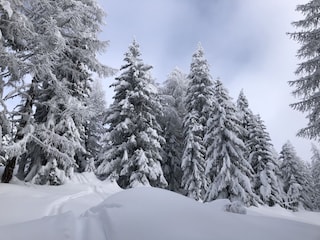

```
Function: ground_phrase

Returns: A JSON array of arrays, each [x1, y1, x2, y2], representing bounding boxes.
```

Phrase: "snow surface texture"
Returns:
[[0, 173, 319, 240]]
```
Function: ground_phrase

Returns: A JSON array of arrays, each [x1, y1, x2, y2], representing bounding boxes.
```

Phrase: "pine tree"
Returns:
[[97, 40, 167, 188], [159, 68, 188, 193], [247, 114, 284, 206], [289, 0, 320, 140], [204, 80, 259, 206], [311, 144, 320, 209], [280, 142, 313, 210], [181, 44, 214, 200]]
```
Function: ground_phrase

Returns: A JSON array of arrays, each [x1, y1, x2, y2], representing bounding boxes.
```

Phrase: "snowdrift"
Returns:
[[1, 186, 319, 240]]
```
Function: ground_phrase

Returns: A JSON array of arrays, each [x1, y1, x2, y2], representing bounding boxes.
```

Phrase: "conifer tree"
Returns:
[[280, 142, 313, 210], [236, 90, 253, 157], [1, 0, 112, 184], [97, 40, 167, 188], [247, 114, 284, 206], [0, 0, 38, 183], [181, 44, 214, 200], [205, 80, 259, 206], [289, 0, 320, 140], [85, 80, 108, 171], [159, 68, 188, 193], [311, 144, 320, 209]]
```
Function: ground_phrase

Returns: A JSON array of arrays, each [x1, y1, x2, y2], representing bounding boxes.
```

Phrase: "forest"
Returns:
[[0, 0, 320, 213]]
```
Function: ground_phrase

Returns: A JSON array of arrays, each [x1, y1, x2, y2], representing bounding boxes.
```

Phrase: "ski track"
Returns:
[[46, 188, 94, 216], [46, 174, 111, 216]]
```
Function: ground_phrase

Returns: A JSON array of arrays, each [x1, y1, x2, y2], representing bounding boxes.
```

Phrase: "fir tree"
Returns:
[[236, 90, 253, 158], [289, 0, 320, 140], [311, 144, 320, 209], [247, 114, 284, 206], [204, 80, 260, 206], [280, 142, 313, 210], [85, 80, 108, 171], [97, 40, 167, 188], [181, 44, 214, 200], [159, 68, 188, 193]]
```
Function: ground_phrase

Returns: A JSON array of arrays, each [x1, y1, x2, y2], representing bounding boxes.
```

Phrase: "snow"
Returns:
[[0, 0, 13, 18], [0, 173, 319, 240]]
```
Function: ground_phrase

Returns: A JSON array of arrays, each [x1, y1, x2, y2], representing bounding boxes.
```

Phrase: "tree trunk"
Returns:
[[1, 81, 36, 183], [1, 157, 16, 183]]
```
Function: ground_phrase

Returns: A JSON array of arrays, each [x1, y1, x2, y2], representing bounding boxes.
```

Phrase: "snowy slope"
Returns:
[[0, 172, 122, 225], [0, 174, 319, 240]]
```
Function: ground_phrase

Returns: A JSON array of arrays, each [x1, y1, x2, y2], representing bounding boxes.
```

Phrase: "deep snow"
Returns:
[[0, 173, 319, 240]]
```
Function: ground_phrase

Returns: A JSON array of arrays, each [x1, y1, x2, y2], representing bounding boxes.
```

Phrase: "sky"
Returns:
[[97, 0, 314, 161]]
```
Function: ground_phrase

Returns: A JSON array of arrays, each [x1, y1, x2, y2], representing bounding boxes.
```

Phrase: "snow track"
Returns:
[[45, 173, 121, 216], [46, 188, 94, 216]]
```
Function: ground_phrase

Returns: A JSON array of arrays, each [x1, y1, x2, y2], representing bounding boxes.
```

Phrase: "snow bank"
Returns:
[[0, 172, 121, 225], [83, 187, 320, 240], [0, 179, 319, 240]]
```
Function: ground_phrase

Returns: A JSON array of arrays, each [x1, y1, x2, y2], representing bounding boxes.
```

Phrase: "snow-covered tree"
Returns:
[[159, 68, 188, 193], [181, 44, 214, 200], [236, 90, 253, 153], [289, 0, 320, 140], [280, 142, 313, 210], [97, 40, 167, 188], [84, 80, 108, 171], [0, 0, 37, 183], [1, 0, 112, 184], [247, 114, 284, 206], [311, 144, 320, 209], [204, 80, 260, 206]]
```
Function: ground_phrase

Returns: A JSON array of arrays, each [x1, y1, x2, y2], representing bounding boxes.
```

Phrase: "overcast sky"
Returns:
[[97, 0, 313, 161]]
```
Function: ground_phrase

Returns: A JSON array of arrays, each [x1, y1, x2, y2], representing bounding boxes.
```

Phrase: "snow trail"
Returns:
[[46, 188, 94, 216]]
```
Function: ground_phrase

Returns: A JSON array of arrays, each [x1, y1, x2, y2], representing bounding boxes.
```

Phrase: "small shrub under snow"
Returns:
[[225, 201, 247, 215]]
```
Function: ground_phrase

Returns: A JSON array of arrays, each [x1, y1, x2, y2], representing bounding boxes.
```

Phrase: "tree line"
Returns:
[[0, 0, 319, 211]]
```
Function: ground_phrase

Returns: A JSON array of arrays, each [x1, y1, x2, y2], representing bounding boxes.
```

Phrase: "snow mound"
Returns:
[[0, 186, 319, 240], [225, 201, 247, 214], [83, 187, 320, 240]]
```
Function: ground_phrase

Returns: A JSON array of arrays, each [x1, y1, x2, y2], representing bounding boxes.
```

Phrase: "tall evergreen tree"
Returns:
[[181, 44, 214, 200], [289, 0, 320, 140], [85, 80, 108, 171], [97, 40, 167, 188], [0, 0, 38, 183], [311, 144, 320, 209], [159, 68, 188, 193], [247, 114, 284, 206], [1, 0, 112, 184], [280, 142, 313, 210], [204, 80, 259, 206], [236, 90, 253, 155]]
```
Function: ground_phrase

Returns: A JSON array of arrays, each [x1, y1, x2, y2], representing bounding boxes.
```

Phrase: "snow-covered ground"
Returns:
[[0, 173, 319, 240]]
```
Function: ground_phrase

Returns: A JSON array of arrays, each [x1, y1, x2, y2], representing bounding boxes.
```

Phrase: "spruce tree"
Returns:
[[85, 80, 108, 171], [236, 90, 253, 157], [181, 44, 214, 200], [280, 142, 313, 210], [311, 144, 320, 209], [97, 40, 167, 188], [205, 80, 259, 206], [247, 114, 284, 206], [159, 68, 188, 193], [289, 0, 320, 140]]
